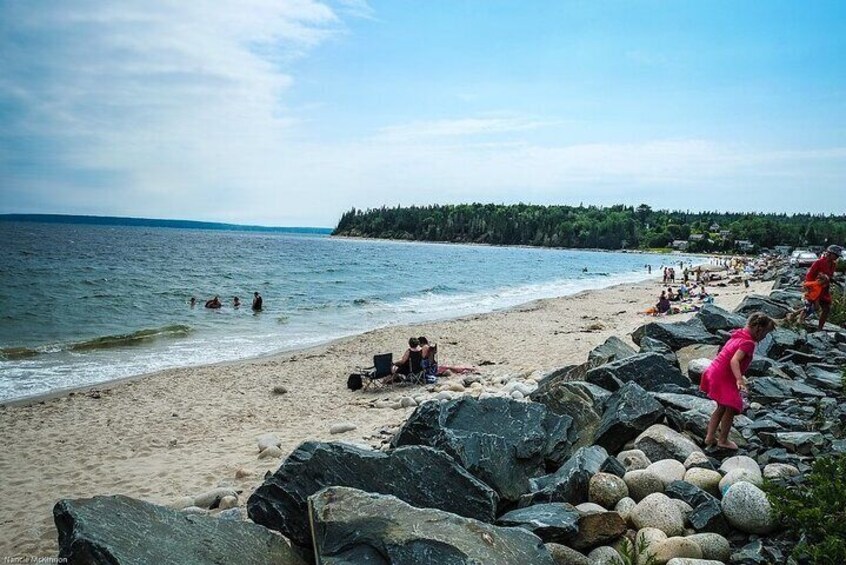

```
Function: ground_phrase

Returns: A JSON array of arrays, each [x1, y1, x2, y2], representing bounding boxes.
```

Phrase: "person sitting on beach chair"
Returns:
[[418, 336, 438, 383], [390, 337, 423, 383]]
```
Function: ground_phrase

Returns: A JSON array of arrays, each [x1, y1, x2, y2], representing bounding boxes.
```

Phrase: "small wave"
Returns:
[[69, 325, 193, 352], [0, 346, 41, 360], [1, 325, 195, 360], [276, 316, 290, 325], [352, 298, 370, 305], [420, 284, 457, 294]]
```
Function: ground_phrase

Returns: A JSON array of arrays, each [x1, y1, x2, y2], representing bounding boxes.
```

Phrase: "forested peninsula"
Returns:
[[333, 204, 846, 252]]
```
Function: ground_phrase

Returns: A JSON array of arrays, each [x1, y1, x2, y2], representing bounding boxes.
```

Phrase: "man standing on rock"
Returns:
[[806, 245, 842, 330]]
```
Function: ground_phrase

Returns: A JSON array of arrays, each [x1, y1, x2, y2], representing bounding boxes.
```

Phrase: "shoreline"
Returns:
[[1, 270, 678, 408], [0, 275, 770, 556]]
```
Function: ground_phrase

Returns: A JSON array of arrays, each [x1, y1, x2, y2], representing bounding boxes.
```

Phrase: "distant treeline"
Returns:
[[333, 204, 846, 251], [0, 214, 332, 234]]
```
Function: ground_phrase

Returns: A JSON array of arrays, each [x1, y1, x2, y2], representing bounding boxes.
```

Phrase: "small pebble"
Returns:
[[330, 423, 358, 434]]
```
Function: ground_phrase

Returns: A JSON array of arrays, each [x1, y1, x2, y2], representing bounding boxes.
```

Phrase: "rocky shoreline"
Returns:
[[53, 258, 846, 564]]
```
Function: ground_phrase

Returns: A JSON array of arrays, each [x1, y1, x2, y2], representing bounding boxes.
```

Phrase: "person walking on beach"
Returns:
[[252, 292, 263, 311], [805, 245, 841, 330], [700, 313, 775, 450]]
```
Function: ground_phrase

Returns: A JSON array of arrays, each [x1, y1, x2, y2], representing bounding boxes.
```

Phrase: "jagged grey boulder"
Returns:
[[247, 442, 498, 548], [634, 424, 704, 464], [496, 503, 580, 543], [593, 382, 665, 454], [588, 336, 637, 367], [758, 327, 804, 360], [733, 295, 791, 320], [54, 495, 306, 565], [309, 487, 555, 565], [391, 396, 576, 503], [531, 381, 604, 451], [686, 358, 711, 385], [805, 365, 844, 391], [721, 482, 775, 534], [586, 353, 691, 392], [698, 304, 747, 334], [523, 446, 624, 506], [639, 336, 680, 369], [632, 318, 721, 350]]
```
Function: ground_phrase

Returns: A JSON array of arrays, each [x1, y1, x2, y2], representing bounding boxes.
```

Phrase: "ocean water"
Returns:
[[0, 221, 694, 402]]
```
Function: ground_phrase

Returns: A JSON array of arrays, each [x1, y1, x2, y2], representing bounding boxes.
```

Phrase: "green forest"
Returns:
[[332, 204, 846, 252]]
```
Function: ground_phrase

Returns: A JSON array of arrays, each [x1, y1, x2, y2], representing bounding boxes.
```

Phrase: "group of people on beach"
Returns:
[[189, 292, 263, 312]]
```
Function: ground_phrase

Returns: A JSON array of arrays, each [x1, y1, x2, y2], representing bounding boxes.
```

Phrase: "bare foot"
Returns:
[[717, 440, 738, 450], [703, 435, 716, 447]]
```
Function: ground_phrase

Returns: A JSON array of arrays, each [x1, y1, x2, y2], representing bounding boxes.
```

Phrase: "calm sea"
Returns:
[[0, 221, 693, 401]]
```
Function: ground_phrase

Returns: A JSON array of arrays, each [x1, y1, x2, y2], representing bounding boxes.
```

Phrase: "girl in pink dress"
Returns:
[[700, 313, 775, 449]]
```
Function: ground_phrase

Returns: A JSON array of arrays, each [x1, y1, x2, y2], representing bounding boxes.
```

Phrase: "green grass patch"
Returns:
[[764, 454, 846, 564]]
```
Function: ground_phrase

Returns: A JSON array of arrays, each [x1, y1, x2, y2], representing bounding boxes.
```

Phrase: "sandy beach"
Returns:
[[0, 276, 771, 557]]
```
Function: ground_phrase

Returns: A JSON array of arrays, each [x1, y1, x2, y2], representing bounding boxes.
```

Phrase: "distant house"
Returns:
[[688, 234, 706, 242], [709, 223, 721, 231], [774, 245, 792, 255], [719, 230, 733, 239], [735, 240, 755, 252], [672, 240, 690, 251]]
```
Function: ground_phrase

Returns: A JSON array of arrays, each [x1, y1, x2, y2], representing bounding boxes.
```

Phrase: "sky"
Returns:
[[1, 1, 845, 227]]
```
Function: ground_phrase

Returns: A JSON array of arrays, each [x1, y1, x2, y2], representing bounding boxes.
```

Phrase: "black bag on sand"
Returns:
[[347, 373, 363, 391]]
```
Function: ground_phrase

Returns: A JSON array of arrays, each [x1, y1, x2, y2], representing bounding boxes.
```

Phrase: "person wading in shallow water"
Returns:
[[806, 245, 842, 331], [252, 291, 263, 312]]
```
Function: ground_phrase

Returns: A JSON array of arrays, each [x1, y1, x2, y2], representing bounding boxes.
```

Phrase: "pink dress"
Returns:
[[699, 327, 756, 412]]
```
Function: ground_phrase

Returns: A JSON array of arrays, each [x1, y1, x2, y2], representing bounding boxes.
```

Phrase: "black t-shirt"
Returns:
[[252, 296, 263, 311]]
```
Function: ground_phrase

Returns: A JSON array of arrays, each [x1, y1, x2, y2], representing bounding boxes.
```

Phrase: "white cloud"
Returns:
[[1, 1, 843, 225]]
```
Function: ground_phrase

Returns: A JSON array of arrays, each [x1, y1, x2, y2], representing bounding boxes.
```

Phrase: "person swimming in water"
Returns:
[[190, 297, 196, 308], [233, 296, 241, 308], [252, 292, 263, 311], [205, 296, 222, 309]]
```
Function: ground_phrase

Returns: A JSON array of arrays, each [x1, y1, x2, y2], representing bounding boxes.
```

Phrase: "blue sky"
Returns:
[[1, 1, 844, 226]]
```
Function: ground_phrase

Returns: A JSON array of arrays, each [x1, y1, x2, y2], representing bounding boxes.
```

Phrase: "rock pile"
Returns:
[[52, 262, 846, 564]]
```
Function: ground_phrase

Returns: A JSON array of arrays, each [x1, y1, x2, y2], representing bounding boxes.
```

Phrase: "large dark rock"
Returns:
[[664, 481, 728, 534], [309, 487, 555, 565], [587, 336, 637, 367], [391, 397, 576, 503], [805, 365, 844, 391], [758, 328, 804, 360], [521, 446, 624, 507], [747, 377, 825, 404], [663, 408, 746, 447], [247, 442, 498, 548], [531, 382, 604, 451], [54, 495, 306, 565], [631, 318, 721, 350], [697, 304, 748, 334], [496, 503, 580, 543], [768, 290, 803, 309], [734, 294, 791, 319], [638, 336, 680, 369], [593, 382, 665, 454], [585, 353, 691, 392]]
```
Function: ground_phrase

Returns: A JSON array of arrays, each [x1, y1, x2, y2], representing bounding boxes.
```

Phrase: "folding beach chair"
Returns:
[[362, 353, 393, 391], [403, 349, 426, 386]]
